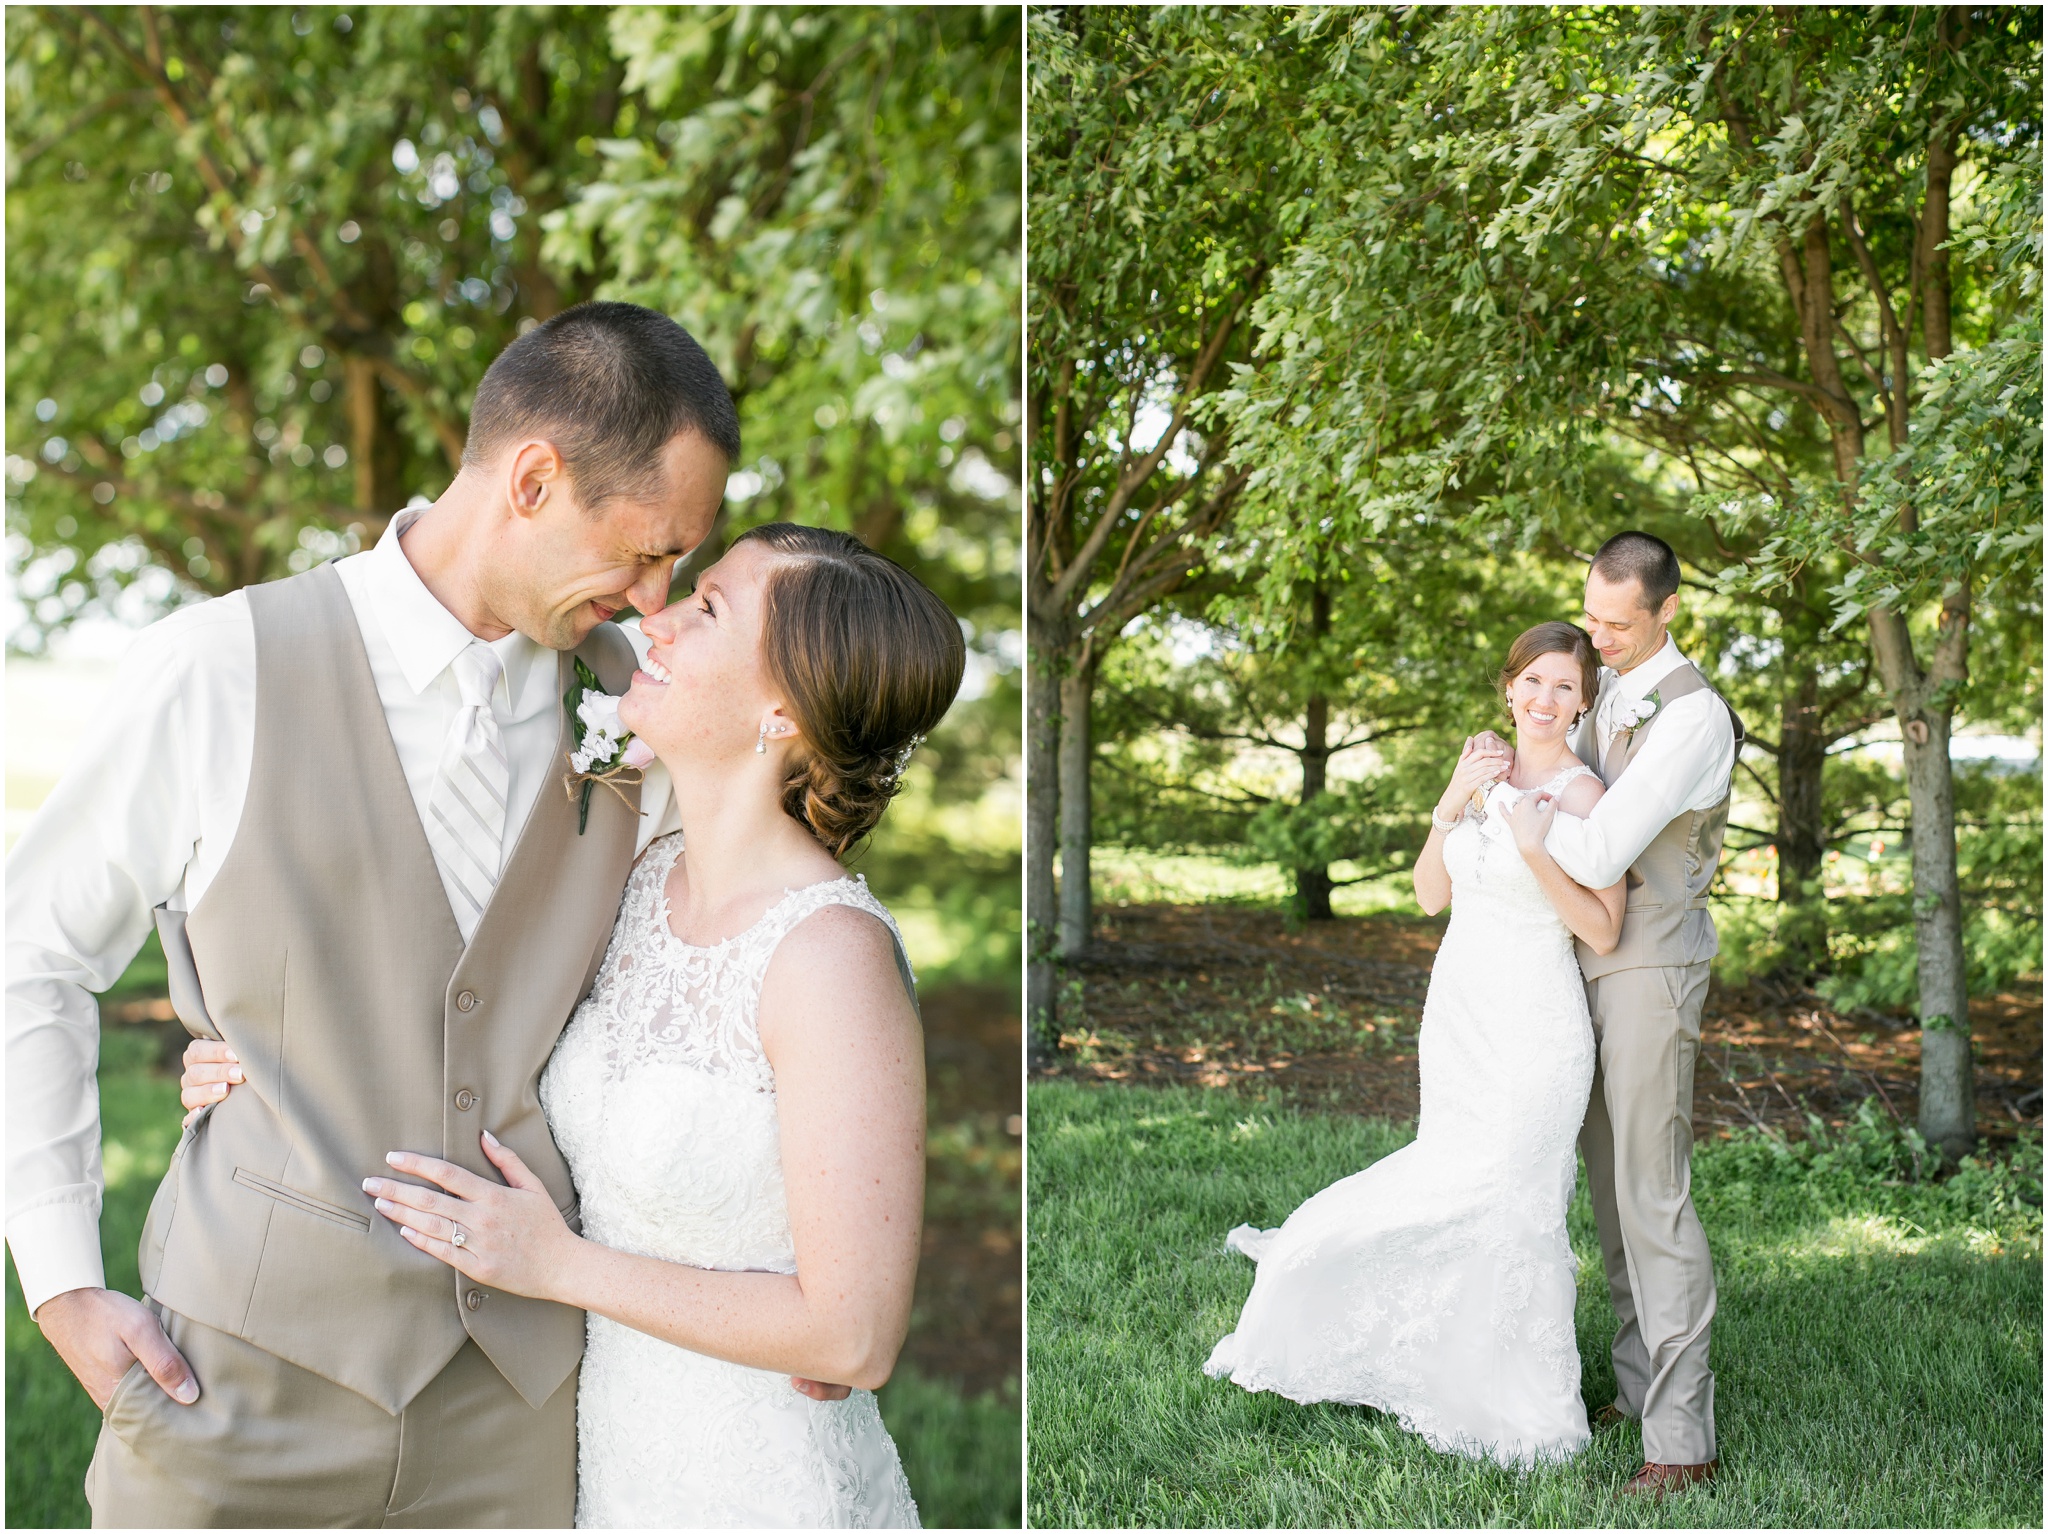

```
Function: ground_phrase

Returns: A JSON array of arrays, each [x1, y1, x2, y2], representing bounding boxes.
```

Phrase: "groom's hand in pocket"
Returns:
[[35, 1286, 199, 1408], [789, 1376, 853, 1401]]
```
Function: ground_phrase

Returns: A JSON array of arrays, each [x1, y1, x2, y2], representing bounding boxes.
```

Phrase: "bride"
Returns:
[[1204, 620, 1624, 1468], [179, 523, 959, 1528]]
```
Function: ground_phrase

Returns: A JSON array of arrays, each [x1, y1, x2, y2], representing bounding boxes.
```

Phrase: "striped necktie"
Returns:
[[427, 643, 510, 940]]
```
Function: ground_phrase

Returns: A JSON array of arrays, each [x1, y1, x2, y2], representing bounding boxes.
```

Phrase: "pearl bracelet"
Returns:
[[1430, 806, 1463, 834]]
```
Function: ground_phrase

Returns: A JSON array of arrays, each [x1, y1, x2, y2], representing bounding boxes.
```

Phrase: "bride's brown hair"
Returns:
[[734, 523, 965, 856], [1497, 621, 1600, 725]]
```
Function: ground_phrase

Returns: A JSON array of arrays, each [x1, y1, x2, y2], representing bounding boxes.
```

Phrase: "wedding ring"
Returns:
[[450, 1223, 467, 1248]]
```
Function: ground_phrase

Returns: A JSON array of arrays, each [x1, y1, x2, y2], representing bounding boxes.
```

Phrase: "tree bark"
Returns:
[[1294, 583, 1335, 921], [344, 353, 408, 518], [1774, 642, 1829, 975], [1755, 101, 1975, 1155], [1886, 104, 1973, 1160], [1056, 653, 1097, 960], [1896, 679, 1973, 1157], [1026, 639, 1061, 1063], [1296, 689, 1334, 920]]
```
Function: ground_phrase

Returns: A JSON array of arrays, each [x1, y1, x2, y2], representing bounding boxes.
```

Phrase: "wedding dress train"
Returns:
[[542, 834, 921, 1528], [1205, 768, 1597, 1468]]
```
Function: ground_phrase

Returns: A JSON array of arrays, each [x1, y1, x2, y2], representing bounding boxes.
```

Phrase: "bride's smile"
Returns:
[[620, 539, 801, 771], [1506, 651, 1586, 753]]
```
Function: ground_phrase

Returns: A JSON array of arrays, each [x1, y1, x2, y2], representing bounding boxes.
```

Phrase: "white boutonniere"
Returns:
[[562, 659, 655, 833], [1614, 689, 1661, 746]]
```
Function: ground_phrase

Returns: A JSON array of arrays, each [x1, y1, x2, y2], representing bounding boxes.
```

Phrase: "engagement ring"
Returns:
[[450, 1224, 467, 1248]]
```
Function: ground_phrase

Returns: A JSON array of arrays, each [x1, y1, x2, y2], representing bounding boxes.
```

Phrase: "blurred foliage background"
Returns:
[[6, 5, 1020, 1526]]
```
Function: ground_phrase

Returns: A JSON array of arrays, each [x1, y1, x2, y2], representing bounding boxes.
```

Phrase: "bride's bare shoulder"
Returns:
[[1555, 763, 1605, 816], [758, 894, 918, 1054]]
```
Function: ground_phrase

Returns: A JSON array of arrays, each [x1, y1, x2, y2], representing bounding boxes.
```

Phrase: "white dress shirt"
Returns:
[[5, 510, 677, 1313], [1544, 636, 1738, 890]]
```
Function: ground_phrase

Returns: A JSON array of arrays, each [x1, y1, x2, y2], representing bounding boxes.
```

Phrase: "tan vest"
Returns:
[[138, 563, 641, 1413], [1575, 662, 1744, 980]]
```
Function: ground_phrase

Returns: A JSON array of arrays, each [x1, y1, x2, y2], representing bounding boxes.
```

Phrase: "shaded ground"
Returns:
[[1041, 902, 2042, 1149], [105, 981, 1023, 1401]]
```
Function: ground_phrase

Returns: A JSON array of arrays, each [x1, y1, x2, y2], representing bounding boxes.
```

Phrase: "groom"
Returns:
[[6, 302, 780, 1525], [1506, 531, 1740, 1497]]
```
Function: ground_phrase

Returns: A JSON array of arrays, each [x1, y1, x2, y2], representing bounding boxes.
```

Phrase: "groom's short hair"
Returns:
[[463, 301, 742, 510], [1589, 531, 1681, 610]]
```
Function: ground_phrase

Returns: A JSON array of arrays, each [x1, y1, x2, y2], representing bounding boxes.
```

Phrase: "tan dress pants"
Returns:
[[1579, 962, 1718, 1466], [85, 1301, 577, 1528]]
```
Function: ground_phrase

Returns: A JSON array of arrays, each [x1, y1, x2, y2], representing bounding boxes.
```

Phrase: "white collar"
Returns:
[[364, 507, 544, 710], [1607, 634, 1688, 706]]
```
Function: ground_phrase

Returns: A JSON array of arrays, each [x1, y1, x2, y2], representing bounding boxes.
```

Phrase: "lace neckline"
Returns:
[[647, 835, 861, 956]]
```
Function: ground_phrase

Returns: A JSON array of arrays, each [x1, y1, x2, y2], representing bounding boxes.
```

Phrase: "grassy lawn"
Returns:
[[1027, 1079, 2043, 1528], [7, 1026, 1019, 1529]]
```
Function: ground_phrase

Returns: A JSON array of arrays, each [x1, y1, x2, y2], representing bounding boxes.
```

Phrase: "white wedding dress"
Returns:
[[541, 833, 921, 1529], [1204, 768, 1597, 1467]]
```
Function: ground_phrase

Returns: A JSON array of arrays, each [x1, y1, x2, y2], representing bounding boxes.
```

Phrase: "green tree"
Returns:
[[1212, 4, 2040, 1155], [6, 4, 627, 627], [1098, 546, 1577, 920], [547, 5, 1023, 983], [1026, 5, 1346, 1049], [6, 3, 1023, 982]]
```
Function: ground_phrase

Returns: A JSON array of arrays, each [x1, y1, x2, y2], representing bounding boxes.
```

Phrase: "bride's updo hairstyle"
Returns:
[[735, 523, 965, 856], [1498, 621, 1601, 726]]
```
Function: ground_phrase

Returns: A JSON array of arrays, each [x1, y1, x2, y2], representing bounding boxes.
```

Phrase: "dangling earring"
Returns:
[[756, 722, 768, 754]]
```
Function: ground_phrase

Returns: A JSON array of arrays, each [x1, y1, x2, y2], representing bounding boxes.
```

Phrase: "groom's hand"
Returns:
[[789, 1375, 854, 1401], [35, 1286, 199, 1408]]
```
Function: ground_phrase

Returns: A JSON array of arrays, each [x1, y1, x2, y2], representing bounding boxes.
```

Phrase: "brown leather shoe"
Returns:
[[1623, 1461, 1718, 1497], [1592, 1402, 1632, 1430]]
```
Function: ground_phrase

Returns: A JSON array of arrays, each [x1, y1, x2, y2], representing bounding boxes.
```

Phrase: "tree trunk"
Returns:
[[1296, 688, 1334, 920], [1293, 583, 1335, 920], [1763, 127, 1974, 1153], [345, 353, 408, 518], [1889, 104, 1973, 1159], [1774, 645, 1829, 976], [1056, 654, 1096, 960], [1026, 638, 1061, 1063], [1896, 685, 1973, 1157]]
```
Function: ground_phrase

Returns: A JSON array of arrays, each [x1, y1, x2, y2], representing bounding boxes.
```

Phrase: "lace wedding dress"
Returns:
[[1204, 767, 1597, 1468], [541, 833, 921, 1529]]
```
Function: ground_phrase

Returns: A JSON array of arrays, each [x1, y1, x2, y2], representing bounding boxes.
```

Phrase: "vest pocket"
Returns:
[[231, 1167, 371, 1233]]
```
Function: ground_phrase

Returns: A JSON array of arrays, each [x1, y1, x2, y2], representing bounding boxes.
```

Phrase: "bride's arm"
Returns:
[[1507, 777, 1625, 953], [367, 904, 925, 1392], [1414, 736, 1512, 914]]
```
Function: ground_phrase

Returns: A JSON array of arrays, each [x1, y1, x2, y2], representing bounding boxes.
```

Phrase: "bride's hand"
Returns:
[[180, 1045, 848, 1399], [179, 1039, 244, 1129], [790, 1376, 853, 1401], [1508, 789, 1556, 854], [1439, 736, 1511, 820], [365, 1133, 582, 1304]]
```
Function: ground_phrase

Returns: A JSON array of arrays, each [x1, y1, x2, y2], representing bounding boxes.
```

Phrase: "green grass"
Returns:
[[5, 1031, 174, 1529], [1027, 1080, 2043, 1528], [7, 1028, 1020, 1528], [881, 1367, 1023, 1528]]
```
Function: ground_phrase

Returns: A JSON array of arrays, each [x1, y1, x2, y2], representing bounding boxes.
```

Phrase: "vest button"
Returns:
[[453, 1089, 477, 1111], [465, 1289, 485, 1311], [455, 990, 478, 1012]]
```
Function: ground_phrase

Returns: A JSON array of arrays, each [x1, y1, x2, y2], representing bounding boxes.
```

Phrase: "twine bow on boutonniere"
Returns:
[[562, 658, 655, 833], [1614, 688, 1662, 749]]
